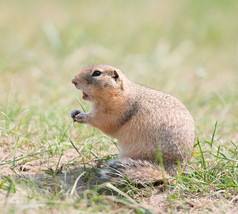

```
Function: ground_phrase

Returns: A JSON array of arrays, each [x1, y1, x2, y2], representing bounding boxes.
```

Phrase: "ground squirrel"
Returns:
[[71, 64, 195, 184]]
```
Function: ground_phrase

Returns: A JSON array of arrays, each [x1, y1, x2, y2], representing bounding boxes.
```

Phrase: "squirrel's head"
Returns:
[[72, 64, 125, 102]]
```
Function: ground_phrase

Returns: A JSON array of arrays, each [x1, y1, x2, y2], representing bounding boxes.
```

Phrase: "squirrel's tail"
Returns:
[[99, 158, 171, 184]]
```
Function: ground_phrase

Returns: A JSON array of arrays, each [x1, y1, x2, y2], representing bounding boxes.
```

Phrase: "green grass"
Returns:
[[0, 0, 238, 213]]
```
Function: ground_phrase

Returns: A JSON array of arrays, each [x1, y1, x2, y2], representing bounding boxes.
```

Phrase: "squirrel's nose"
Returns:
[[72, 78, 77, 85]]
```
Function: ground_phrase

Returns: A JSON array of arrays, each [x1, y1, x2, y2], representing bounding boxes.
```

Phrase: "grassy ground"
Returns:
[[0, 0, 237, 213]]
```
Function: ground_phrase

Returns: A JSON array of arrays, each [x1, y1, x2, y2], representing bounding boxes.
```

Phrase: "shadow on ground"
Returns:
[[15, 165, 109, 196]]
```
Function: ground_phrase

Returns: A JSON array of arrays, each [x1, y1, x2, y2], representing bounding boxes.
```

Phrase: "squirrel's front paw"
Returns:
[[73, 112, 90, 124], [71, 109, 81, 121]]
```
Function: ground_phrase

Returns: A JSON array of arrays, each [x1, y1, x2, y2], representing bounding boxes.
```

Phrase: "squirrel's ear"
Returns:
[[112, 70, 119, 81]]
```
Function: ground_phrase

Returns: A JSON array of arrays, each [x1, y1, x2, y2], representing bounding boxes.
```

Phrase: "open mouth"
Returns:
[[82, 91, 90, 100]]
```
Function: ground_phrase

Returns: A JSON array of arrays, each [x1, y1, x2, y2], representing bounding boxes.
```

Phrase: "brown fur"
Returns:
[[71, 64, 195, 183]]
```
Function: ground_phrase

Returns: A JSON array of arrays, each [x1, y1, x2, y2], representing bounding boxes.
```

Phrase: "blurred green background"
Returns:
[[0, 0, 238, 140]]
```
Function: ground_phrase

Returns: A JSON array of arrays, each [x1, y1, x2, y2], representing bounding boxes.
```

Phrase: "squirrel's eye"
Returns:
[[92, 70, 102, 77]]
